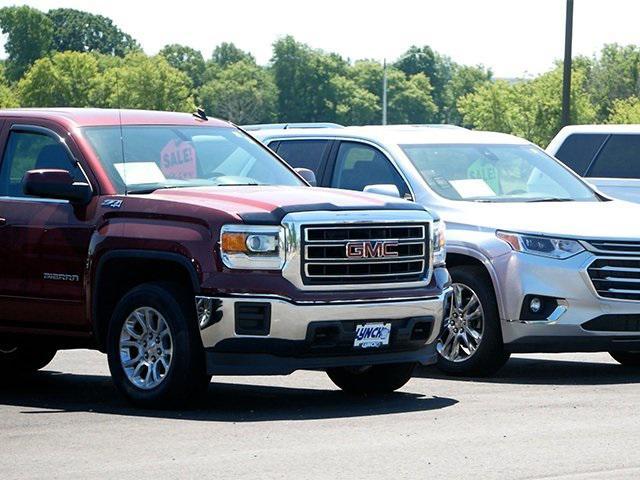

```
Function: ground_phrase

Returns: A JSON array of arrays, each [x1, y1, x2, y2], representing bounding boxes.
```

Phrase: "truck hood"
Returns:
[[149, 186, 424, 223], [440, 199, 640, 240]]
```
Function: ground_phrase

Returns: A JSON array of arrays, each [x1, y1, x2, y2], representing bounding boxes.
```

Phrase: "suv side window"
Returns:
[[274, 139, 330, 176], [0, 130, 81, 197], [588, 134, 640, 178], [331, 141, 409, 196], [554, 133, 607, 175]]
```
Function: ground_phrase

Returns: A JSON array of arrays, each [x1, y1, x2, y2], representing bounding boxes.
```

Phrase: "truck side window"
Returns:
[[0, 131, 80, 197], [275, 140, 330, 176], [554, 133, 607, 175], [331, 142, 409, 196], [588, 134, 640, 178]]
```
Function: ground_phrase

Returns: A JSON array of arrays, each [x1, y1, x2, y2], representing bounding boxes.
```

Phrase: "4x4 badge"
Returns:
[[102, 199, 123, 209]]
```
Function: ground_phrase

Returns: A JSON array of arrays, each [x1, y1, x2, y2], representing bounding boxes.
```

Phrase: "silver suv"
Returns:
[[254, 125, 640, 376]]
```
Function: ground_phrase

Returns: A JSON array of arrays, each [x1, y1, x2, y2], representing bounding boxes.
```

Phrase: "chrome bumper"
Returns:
[[195, 290, 449, 351]]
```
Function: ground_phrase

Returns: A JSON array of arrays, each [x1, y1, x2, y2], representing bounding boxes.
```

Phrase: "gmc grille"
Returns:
[[301, 224, 430, 285]]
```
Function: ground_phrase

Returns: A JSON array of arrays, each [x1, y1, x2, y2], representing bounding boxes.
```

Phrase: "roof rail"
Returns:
[[242, 122, 344, 131]]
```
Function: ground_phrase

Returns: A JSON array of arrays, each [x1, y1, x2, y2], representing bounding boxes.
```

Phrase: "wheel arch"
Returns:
[[91, 250, 201, 352]]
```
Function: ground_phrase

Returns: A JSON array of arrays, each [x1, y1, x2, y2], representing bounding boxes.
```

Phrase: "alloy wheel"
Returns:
[[119, 307, 173, 390], [437, 283, 484, 362]]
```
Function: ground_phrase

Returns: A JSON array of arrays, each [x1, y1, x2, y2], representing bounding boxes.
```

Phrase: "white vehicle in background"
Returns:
[[547, 125, 640, 203], [253, 125, 640, 377]]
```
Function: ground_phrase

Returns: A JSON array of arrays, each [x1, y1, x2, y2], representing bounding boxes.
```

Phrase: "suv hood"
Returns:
[[149, 186, 424, 223], [441, 199, 640, 240]]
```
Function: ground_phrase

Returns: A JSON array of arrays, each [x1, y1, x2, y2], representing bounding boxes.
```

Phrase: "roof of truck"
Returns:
[[0, 108, 231, 128]]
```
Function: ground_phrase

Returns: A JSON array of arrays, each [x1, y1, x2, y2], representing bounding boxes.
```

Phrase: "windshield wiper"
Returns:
[[525, 197, 575, 202]]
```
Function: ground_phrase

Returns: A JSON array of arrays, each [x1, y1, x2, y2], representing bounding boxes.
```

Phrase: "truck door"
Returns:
[[0, 123, 95, 329]]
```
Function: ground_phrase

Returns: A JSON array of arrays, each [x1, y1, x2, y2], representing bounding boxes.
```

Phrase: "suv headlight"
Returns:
[[432, 220, 446, 266], [220, 224, 285, 270], [496, 231, 584, 259]]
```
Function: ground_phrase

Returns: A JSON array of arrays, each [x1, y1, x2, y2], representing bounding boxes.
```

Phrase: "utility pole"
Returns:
[[561, 0, 574, 127], [382, 59, 388, 125]]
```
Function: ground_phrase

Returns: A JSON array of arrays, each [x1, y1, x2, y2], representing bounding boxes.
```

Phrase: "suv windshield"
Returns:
[[83, 125, 304, 193], [401, 143, 598, 202]]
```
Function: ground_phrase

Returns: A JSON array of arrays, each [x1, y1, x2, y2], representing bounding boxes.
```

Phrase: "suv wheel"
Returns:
[[107, 282, 210, 408], [610, 351, 640, 367], [327, 362, 416, 394], [0, 344, 57, 376], [436, 265, 509, 376]]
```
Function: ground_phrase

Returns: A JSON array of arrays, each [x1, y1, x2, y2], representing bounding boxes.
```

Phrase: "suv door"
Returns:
[[0, 122, 95, 329], [269, 139, 334, 185], [327, 141, 411, 198]]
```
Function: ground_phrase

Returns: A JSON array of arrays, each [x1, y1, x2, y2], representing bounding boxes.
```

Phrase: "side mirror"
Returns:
[[294, 168, 317, 186], [364, 184, 401, 198], [23, 169, 92, 204]]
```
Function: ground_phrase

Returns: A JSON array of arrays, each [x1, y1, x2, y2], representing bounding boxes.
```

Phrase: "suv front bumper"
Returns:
[[194, 290, 450, 375]]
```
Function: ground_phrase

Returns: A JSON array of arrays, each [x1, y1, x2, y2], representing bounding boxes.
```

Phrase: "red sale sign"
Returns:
[[160, 140, 197, 180]]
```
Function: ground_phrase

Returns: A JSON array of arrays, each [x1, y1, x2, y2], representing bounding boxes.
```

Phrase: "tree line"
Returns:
[[1, 6, 640, 146]]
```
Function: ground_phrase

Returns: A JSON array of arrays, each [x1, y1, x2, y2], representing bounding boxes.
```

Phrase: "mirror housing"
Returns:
[[23, 169, 92, 204], [294, 168, 317, 186], [364, 184, 401, 198]]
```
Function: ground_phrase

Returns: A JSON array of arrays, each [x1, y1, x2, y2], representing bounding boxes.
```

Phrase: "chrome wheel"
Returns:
[[119, 307, 173, 390], [438, 283, 484, 362]]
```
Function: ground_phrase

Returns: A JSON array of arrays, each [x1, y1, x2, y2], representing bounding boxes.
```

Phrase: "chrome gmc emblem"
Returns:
[[346, 241, 399, 259]]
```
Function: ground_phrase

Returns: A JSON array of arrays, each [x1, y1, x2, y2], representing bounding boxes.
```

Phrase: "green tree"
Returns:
[[0, 6, 53, 82], [271, 36, 349, 121], [608, 96, 640, 123], [588, 44, 640, 120], [159, 44, 206, 87], [0, 65, 18, 108], [326, 74, 379, 125], [47, 8, 139, 56], [211, 42, 255, 68], [394, 45, 454, 121], [198, 60, 277, 124], [98, 53, 194, 112], [443, 64, 492, 124], [18, 51, 100, 107]]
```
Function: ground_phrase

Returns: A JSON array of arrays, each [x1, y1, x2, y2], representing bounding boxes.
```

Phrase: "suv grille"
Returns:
[[301, 224, 430, 285], [583, 240, 640, 255], [587, 258, 640, 301]]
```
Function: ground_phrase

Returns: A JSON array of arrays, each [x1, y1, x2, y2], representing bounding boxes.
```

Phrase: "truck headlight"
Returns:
[[496, 231, 584, 259], [432, 220, 446, 266], [220, 225, 285, 270]]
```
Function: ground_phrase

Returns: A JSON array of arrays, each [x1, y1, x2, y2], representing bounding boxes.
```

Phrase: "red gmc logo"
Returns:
[[346, 241, 399, 259]]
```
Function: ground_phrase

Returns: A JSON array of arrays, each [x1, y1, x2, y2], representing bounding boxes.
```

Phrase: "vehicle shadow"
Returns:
[[0, 370, 457, 422], [415, 356, 640, 386]]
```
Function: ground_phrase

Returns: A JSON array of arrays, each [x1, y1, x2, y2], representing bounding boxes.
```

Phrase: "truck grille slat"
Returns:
[[301, 224, 430, 286]]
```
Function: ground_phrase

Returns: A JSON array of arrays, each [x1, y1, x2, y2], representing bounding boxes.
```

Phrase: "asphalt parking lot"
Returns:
[[2, 350, 640, 480]]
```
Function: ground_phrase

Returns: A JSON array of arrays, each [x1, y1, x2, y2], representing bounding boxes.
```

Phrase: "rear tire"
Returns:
[[436, 265, 509, 377], [327, 362, 416, 394], [0, 344, 57, 376], [107, 282, 210, 409], [610, 351, 640, 367]]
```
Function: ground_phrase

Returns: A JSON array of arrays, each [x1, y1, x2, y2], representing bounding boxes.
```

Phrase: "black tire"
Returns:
[[327, 362, 416, 394], [107, 282, 210, 409], [0, 344, 57, 376], [610, 351, 640, 367], [436, 265, 510, 377]]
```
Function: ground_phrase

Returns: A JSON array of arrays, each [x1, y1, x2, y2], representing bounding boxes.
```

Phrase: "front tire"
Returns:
[[0, 344, 57, 376], [610, 351, 640, 367], [107, 282, 210, 408], [327, 362, 416, 394], [436, 265, 509, 376]]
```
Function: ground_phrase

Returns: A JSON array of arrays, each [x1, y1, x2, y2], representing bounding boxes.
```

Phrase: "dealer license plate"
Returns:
[[354, 322, 392, 349]]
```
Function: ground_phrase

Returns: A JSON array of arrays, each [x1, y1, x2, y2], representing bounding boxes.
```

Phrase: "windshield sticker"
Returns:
[[467, 158, 500, 193], [450, 179, 497, 198], [114, 162, 166, 185], [160, 140, 197, 180]]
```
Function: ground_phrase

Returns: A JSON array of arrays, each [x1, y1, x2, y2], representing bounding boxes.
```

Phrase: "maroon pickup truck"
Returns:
[[0, 108, 451, 407]]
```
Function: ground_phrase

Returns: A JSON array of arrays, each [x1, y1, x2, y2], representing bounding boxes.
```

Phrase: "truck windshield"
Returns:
[[400, 143, 599, 202], [83, 125, 304, 193]]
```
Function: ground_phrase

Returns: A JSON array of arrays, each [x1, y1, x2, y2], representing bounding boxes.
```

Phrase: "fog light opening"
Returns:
[[530, 297, 542, 314]]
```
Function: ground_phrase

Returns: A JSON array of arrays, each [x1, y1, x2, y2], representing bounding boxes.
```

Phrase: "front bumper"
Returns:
[[195, 290, 451, 375], [493, 250, 640, 351]]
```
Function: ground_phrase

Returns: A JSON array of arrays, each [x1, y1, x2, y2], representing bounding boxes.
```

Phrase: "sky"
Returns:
[[1, 0, 640, 78]]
